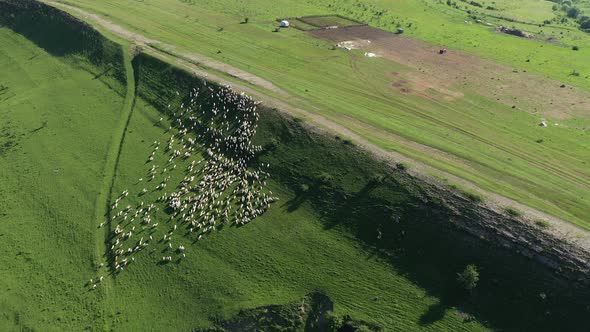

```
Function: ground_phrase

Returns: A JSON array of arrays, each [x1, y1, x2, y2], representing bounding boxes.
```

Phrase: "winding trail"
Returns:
[[91, 43, 137, 329], [47, 0, 590, 252]]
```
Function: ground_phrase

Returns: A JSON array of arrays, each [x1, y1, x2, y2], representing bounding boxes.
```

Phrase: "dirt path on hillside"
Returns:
[[42, 0, 590, 251]]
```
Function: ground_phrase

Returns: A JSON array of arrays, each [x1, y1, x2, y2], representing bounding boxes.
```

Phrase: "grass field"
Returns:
[[2, 1, 590, 331], [0, 21, 495, 331], [0, 25, 124, 329], [52, 0, 590, 229]]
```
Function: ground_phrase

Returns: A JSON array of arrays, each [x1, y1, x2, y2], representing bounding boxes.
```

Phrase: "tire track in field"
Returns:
[[383, 90, 590, 189], [91, 44, 137, 330]]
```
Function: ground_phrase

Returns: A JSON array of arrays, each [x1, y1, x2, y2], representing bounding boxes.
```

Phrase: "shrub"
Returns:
[[535, 219, 550, 229], [325, 311, 343, 331], [317, 172, 334, 184], [342, 139, 354, 145], [505, 207, 522, 217], [369, 174, 385, 184], [457, 264, 479, 291], [298, 183, 310, 193], [265, 138, 278, 151], [567, 7, 581, 19], [573, 45, 580, 51], [465, 192, 483, 203]]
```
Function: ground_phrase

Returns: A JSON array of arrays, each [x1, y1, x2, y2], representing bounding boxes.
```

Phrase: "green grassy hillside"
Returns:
[[0, 21, 487, 331], [0, 25, 125, 331], [51, 0, 590, 229], [1, 2, 590, 331]]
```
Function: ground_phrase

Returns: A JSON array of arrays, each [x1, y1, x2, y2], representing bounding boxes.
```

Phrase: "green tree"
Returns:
[[325, 311, 343, 331], [567, 6, 581, 19], [457, 264, 479, 291], [579, 16, 590, 29]]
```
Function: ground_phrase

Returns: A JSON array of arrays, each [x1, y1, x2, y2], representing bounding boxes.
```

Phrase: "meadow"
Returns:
[[1, 1, 590, 331], [0, 16, 491, 330], [0, 24, 125, 330], [52, 0, 590, 229]]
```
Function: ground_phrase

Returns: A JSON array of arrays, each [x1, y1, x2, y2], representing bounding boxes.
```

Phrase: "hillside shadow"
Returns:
[[418, 300, 449, 326], [254, 111, 590, 332], [0, 0, 127, 91], [1, 1, 99, 58], [290, 178, 590, 330]]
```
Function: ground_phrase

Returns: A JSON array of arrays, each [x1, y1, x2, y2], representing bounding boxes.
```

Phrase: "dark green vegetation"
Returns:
[[457, 265, 480, 291], [1, 1, 590, 331], [445, 0, 590, 32], [548, 0, 590, 31], [197, 292, 381, 332]]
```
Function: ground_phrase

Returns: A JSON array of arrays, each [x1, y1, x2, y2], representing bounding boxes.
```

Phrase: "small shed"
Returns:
[[280, 20, 290, 27]]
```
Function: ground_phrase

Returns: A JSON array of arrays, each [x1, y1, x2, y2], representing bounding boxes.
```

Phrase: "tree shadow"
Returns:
[[283, 190, 312, 212], [419, 300, 449, 326]]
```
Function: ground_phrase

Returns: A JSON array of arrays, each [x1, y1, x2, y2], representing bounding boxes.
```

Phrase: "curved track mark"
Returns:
[[91, 44, 137, 330]]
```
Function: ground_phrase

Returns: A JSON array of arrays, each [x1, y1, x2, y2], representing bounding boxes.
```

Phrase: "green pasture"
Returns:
[[2, 5, 590, 329], [0, 26, 124, 330], [0, 22, 491, 331], [55, 0, 590, 228], [102, 97, 484, 331]]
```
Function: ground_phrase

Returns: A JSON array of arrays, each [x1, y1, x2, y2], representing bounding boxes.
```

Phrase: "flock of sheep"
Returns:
[[89, 84, 276, 288]]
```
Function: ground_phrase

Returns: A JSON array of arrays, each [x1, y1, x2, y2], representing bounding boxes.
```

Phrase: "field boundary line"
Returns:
[[90, 42, 137, 330]]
